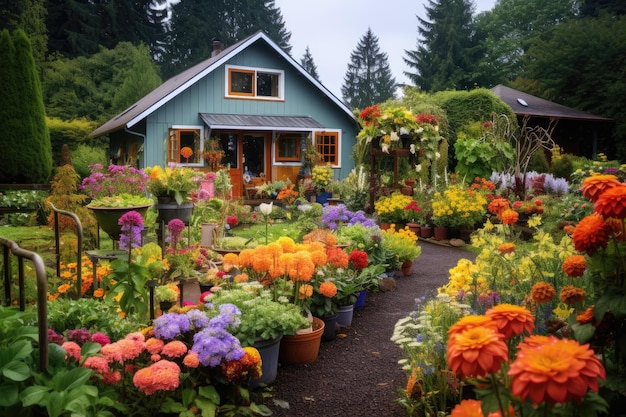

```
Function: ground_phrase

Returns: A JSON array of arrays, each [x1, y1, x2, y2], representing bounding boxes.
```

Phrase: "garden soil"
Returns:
[[255, 241, 476, 417]]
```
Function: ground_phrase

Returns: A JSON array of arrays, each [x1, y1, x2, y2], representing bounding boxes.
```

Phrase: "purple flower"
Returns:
[[67, 328, 92, 345], [191, 327, 244, 367], [118, 211, 144, 250], [154, 312, 191, 340], [168, 218, 186, 250], [47, 328, 64, 345]]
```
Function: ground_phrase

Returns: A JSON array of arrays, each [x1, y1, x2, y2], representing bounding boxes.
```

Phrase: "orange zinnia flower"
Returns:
[[530, 282, 556, 304], [298, 284, 313, 299], [500, 209, 519, 225], [93, 288, 105, 298], [451, 399, 485, 417], [571, 214, 613, 255], [486, 304, 534, 340], [560, 285, 586, 305], [594, 185, 626, 219], [580, 174, 621, 202], [447, 326, 509, 378], [561, 254, 587, 277], [576, 306, 595, 324], [58, 283, 71, 294], [508, 336, 605, 405], [319, 281, 338, 298], [448, 315, 499, 337], [497, 243, 516, 254], [488, 197, 510, 216]]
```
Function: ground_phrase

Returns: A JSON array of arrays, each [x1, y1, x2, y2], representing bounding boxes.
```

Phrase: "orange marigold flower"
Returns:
[[576, 306, 595, 324], [298, 284, 313, 299], [451, 399, 484, 417], [488, 404, 516, 417], [448, 315, 499, 337], [93, 288, 105, 298], [500, 209, 519, 225], [488, 197, 510, 216], [594, 185, 626, 219], [180, 146, 193, 158], [581, 174, 621, 202], [561, 254, 587, 277], [486, 304, 534, 340], [572, 214, 613, 255], [326, 246, 349, 268], [319, 281, 338, 298], [58, 283, 71, 294], [560, 285, 586, 305], [234, 273, 249, 283], [161, 340, 188, 358], [447, 326, 509, 378], [145, 337, 164, 354], [563, 224, 575, 236], [497, 243, 516, 254], [508, 336, 605, 405], [530, 282, 556, 304]]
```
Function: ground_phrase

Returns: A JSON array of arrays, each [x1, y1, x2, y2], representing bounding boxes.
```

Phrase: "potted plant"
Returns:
[[203, 137, 225, 171], [145, 164, 201, 206], [381, 225, 422, 274], [154, 283, 179, 312], [80, 164, 153, 241], [430, 183, 488, 240], [374, 192, 414, 227]]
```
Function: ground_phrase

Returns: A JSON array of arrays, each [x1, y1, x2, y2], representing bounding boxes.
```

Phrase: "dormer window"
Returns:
[[226, 65, 283, 100]]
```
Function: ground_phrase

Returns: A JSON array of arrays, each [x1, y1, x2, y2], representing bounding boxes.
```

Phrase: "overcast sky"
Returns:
[[274, 0, 497, 100]]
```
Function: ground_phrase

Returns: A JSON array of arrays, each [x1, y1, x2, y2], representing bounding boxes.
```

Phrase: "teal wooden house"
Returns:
[[90, 31, 359, 198]]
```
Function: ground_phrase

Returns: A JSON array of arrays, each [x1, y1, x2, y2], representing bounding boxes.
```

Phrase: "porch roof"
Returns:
[[200, 113, 325, 131]]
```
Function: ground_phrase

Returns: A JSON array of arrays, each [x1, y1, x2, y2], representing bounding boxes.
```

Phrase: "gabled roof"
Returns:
[[491, 84, 613, 122], [90, 31, 354, 138], [200, 114, 325, 130]]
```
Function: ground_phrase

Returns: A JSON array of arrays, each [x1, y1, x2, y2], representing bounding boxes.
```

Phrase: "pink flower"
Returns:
[[91, 332, 111, 347], [102, 371, 121, 385], [83, 356, 109, 374], [145, 337, 164, 354], [183, 352, 200, 368], [61, 341, 81, 362], [161, 340, 188, 358], [133, 360, 181, 395]]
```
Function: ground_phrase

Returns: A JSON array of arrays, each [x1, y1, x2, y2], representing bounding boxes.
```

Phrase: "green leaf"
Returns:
[[195, 398, 217, 417], [80, 342, 102, 357], [198, 385, 220, 403], [46, 390, 64, 417], [0, 382, 20, 407], [161, 398, 187, 413], [249, 402, 273, 416], [53, 367, 92, 391], [2, 360, 31, 382], [47, 344, 68, 368]]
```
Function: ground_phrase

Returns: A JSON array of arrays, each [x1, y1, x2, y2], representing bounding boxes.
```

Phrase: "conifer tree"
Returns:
[[404, 0, 479, 92], [300, 46, 320, 82], [1, 30, 52, 183], [341, 28, 396, 110], [0, 29, 19, 181]]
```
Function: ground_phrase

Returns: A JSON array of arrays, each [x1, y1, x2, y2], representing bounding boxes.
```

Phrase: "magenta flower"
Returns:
[[118, 210, 145, 250]]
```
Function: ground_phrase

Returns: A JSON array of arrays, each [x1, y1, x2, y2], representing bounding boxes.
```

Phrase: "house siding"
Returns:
[[144, 41, 358, 178]]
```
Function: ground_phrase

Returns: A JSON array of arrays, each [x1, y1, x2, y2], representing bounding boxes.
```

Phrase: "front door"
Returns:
[[216, 131, 270, 198]]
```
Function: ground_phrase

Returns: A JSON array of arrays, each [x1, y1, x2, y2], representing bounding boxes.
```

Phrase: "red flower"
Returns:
[[348, 249, 369, 270], [226, 215, 238, 226]]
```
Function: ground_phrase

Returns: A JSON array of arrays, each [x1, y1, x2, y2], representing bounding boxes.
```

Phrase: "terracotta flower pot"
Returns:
[[401, 260, 413, 276], [279, 317, 324, 365], [433, 226, 448, 241]]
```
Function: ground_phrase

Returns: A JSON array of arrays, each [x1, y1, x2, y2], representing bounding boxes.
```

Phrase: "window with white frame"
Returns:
[[226, 65, 283, 100]]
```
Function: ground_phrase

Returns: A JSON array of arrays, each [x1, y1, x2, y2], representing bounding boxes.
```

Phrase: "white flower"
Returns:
[[410, 144, 416, 154], [415, 164, 422, 173], [381, 143, 390, 153], [259, 201, 273, 215], [416, 127, 424, 134], [399, 127, 408, 135], [390, 131, 399, 142], [435, 152, 441, 160]]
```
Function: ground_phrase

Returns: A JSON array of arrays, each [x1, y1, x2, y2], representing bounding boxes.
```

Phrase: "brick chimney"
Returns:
[[211, 39, 222, 57]]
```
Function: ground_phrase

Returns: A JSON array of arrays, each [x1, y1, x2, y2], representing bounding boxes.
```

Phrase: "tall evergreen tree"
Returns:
[[0, 29, 19, 181], [341, 28, 396, 110], [0, 30, 52, 183], [300, 46, 320, 82], [45, 0, 167, 59], [160, 0, 291, 79], [404, 0, 479, 92]]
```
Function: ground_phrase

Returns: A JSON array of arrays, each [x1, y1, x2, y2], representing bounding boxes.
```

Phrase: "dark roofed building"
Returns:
[[491, 85, 615, 158]]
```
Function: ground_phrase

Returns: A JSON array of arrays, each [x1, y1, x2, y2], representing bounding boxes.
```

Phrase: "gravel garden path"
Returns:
[[260, 241, 476, 417]]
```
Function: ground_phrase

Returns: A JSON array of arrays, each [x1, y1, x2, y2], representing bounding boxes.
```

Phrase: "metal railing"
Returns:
[[0, 237, 48, 372], [50, 203, 83, 296]]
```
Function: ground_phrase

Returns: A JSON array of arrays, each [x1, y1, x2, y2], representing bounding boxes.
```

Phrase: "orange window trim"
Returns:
[[228, 68, 255, 96], [275, 135, 301, 162]]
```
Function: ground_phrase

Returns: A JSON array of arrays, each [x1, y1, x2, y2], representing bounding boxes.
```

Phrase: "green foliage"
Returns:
[[104, 258, 150, 319], [521, 14, 626, 160], [70, 145, 107, 179], [46, 298, 146, 341], [0, 29, 51, 183], [43, 42, 162, 122], [46, 117, 103, 168], [527, 149, 550, 173], [341, 28, 396, 109], [551, 152, 576, 179]]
